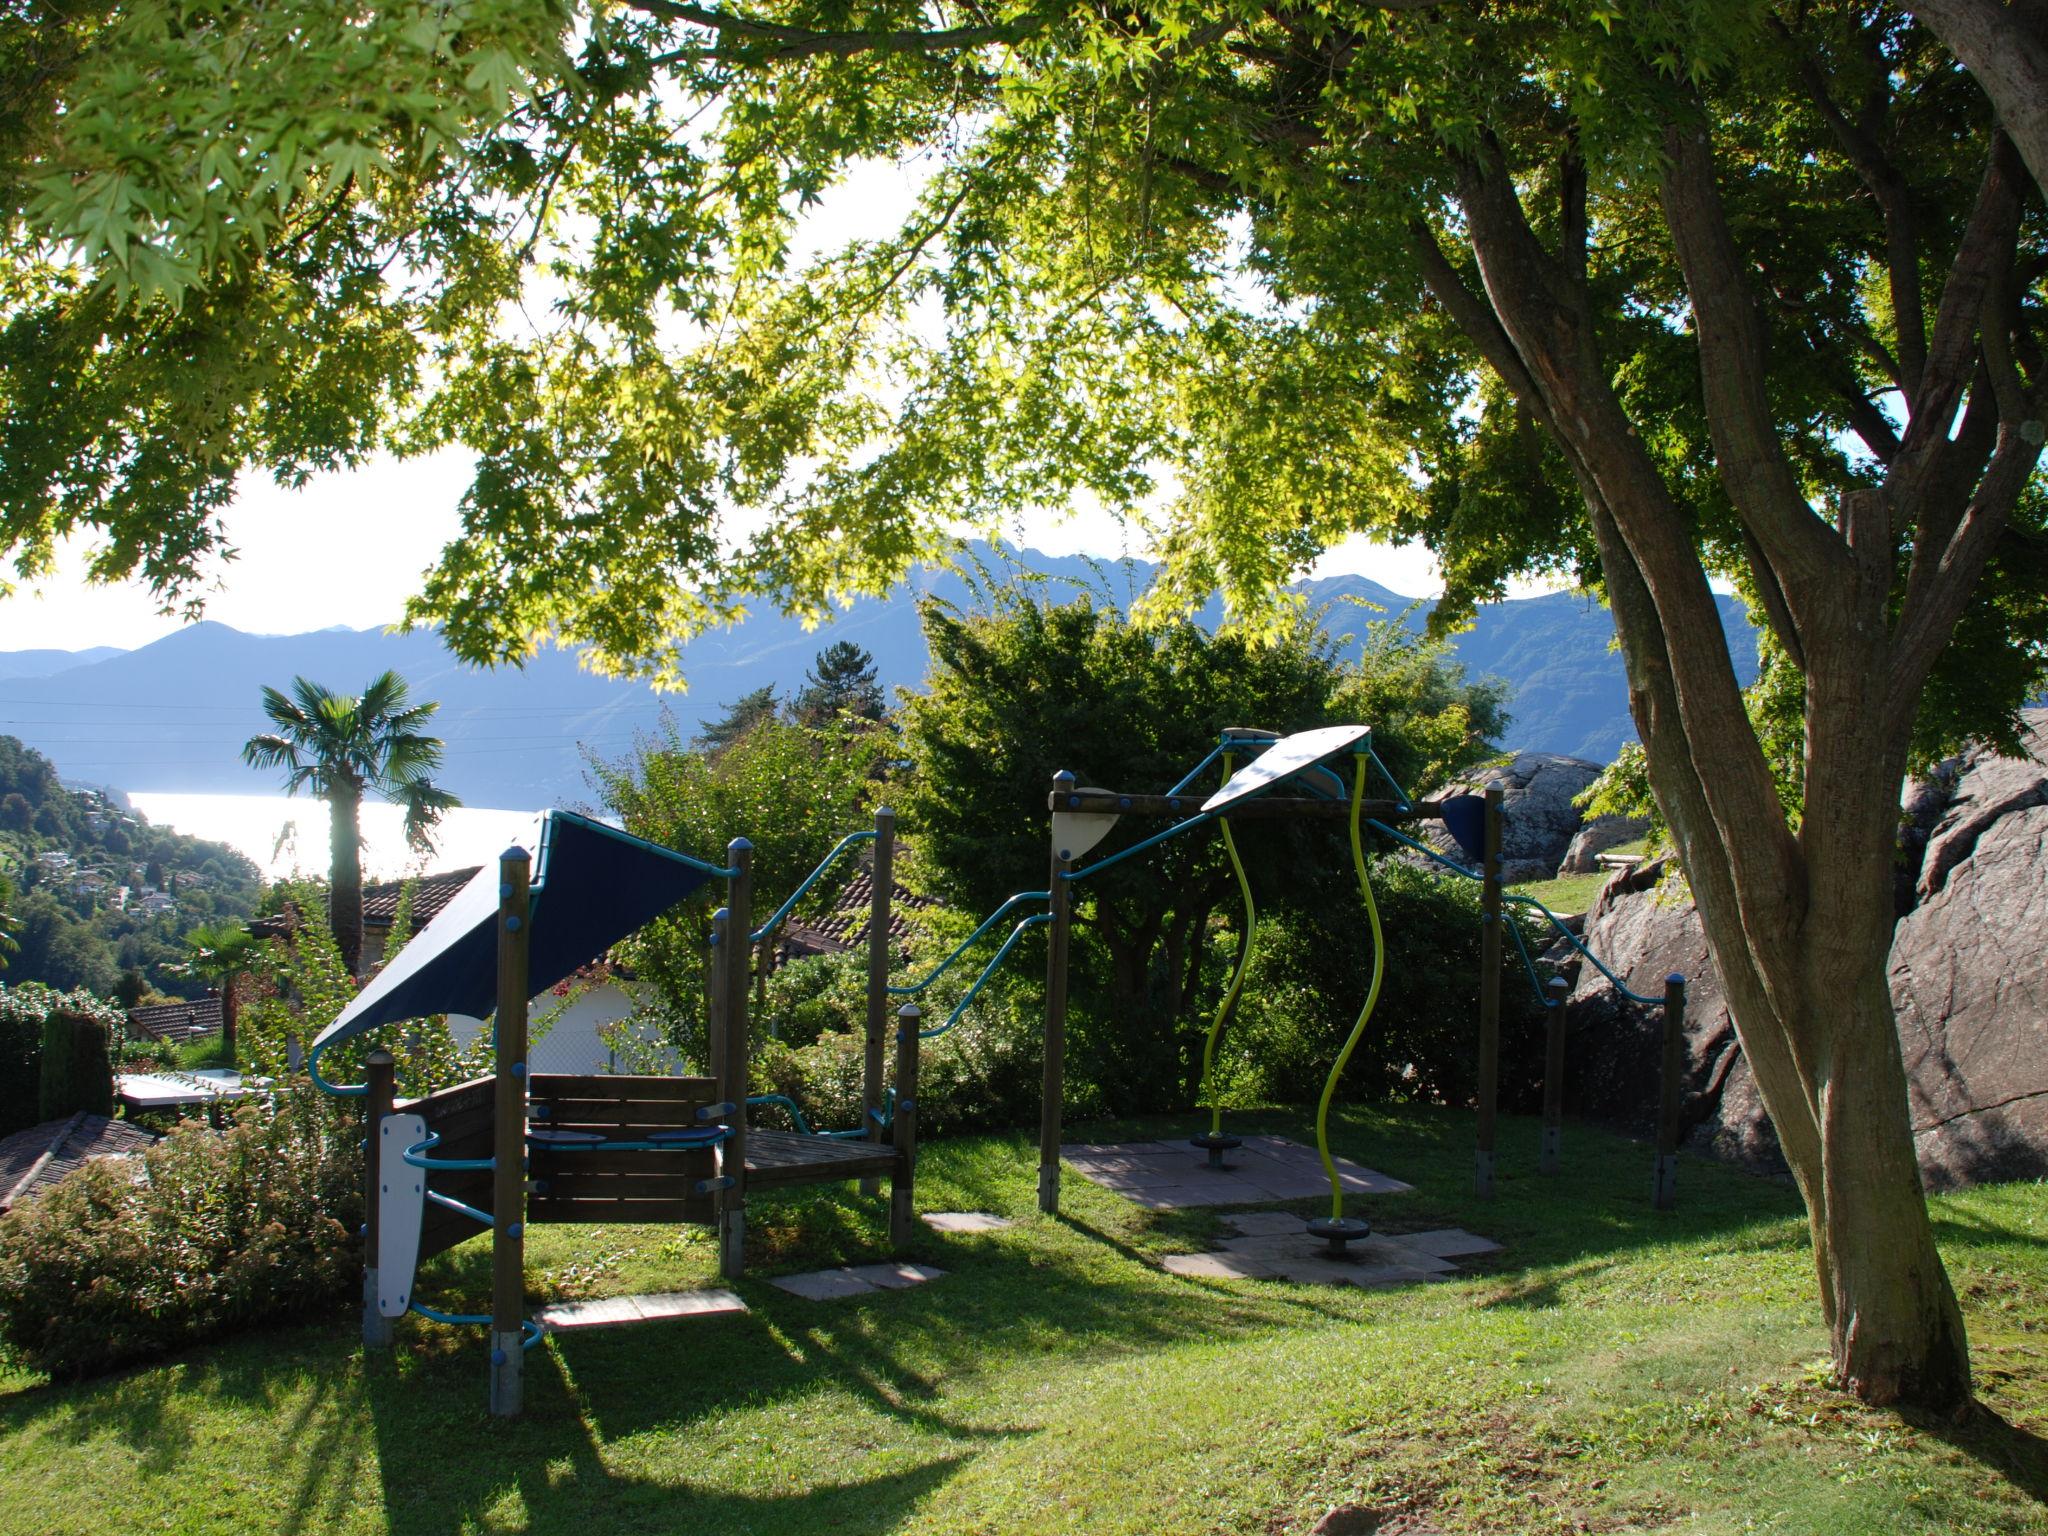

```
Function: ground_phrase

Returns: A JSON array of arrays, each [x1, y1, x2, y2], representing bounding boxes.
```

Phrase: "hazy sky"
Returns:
[[0, 458, 1456, 653]]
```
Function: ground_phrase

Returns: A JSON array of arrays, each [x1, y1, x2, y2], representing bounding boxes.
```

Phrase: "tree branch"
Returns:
[[1657, 121, 1844, 612], [623, 0, 1045, 60], [1771, 15, 1928, 388]]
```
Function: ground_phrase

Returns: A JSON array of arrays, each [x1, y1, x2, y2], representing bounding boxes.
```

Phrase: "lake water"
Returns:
[[126, 792, 551, 883]]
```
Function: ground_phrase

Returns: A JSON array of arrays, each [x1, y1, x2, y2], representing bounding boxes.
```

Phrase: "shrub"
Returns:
[[0, 984, 124, 1135], [1222, 860, 1552, 1112], [0, 1088, 363, 1379], [751, 951, 1050, 1137], [38, 1010, 114, 1122]]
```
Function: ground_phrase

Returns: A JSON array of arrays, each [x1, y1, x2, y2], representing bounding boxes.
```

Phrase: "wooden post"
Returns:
[[1653, 973, 1688, 1210], [719, 837, 754, 1280], [864, 807, 896, 1197], [489, 845, 531, 1418], [363, 1049, 397, 1349], [1475, 785, 1504, 1199], [1540, 975, 1569, 1174], [1039, 770, 1077, 1216], [706, 908, 728, 1087], [890, 1003, 922, 1250]]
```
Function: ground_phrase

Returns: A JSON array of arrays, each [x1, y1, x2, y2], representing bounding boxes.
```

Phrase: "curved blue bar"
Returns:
[[921, 912, 1053, 1038], [1503, 891, 1665, 1005], [306, 1041, 368, 1098], [411, 1304, 546, 1349], [403, 1130, 496, 1173], [748, 830, 880, 944], [1166, 741, 1229, 797], [1367, 746, 1413, 810], [747, 1093, 816, 1136], [888, 890, 1050, 994]]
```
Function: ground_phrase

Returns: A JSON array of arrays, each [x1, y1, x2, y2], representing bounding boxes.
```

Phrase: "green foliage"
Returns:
[[238, 889, 487, 1102], [35, 1008, 112, 1122], [0, 983, 121, 1135], [591, 711, 889, 1068], [1223, 863, 1551, 1112], [691, 684, 781, 754], [0, 1089, 363, 1379], [792, 641, 886, 728], [0, 736, 260, 998], [894, 583, 1506, 1112], [750, 950, 1043, 1138]]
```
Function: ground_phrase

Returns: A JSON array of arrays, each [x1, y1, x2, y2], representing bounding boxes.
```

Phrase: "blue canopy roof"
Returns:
[[312, 810, 728, 1054]]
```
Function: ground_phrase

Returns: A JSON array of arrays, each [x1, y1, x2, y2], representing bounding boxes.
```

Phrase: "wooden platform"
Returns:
[[745, 1128, 898, 1191]]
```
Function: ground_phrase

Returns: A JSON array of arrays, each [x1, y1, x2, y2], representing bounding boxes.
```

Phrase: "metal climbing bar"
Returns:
[[428, 1189, 496, 1228], [1503, 891, 1665, 1005], [748, 830, 879, 944], [307, 1042, 368, 1098], [1367, 746, 1413, 810], [747, 1093, 816, 1136], [889, 890, 1051, 995], [922, 912, 1053, 1038], [1166, 741, 1231, 796], [411, 1304, 547, 1349], [1063, 810, 1216, 881]]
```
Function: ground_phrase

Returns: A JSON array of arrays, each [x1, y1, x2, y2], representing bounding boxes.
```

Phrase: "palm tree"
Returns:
[[173, 919, 261, 1063], [242, 672, 460, 974]]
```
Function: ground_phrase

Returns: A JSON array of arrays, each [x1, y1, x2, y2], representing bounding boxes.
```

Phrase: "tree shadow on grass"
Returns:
[[365, 1342, 975, 1536], [1905, 1399, 2048, 1508]]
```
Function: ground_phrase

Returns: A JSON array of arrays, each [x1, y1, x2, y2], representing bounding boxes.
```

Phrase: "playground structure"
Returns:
[[315, 808, 924, 1417], [311, 729, 1691, 1412], [1027, 724, 1693, 1247]]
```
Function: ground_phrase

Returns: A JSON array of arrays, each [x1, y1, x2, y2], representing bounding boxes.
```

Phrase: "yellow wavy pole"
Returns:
[[1199, 782, 1257, 1137], [1314, 753, 1385, 1221]]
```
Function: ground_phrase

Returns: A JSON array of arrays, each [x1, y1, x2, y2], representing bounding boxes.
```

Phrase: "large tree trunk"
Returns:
[[328, 785, 364, 976], [1407, 115, 2032, 1408], [1914, 0, 2048, 207]]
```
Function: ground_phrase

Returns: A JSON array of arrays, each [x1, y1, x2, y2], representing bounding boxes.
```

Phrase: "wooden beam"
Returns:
[[864, 806, 895, 1196], [489, 845, 531, 1418], [1475, 787, 1503, 1200], [1046, 789, 1431, 821]]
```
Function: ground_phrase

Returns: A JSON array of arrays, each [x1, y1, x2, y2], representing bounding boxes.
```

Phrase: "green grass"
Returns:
[[1512, 838, 1650, 916], [1, 1105, 2042, 1536]]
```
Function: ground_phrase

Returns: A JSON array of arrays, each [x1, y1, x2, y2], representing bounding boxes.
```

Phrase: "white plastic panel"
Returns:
[[377, 1112, 429, 1319], [1201, 725, 1370, 812]]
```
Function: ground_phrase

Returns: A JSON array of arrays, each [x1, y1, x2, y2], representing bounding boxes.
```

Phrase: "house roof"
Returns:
[[770, 871, 939, 967], [249, 865, 484, 942], [126, 996, 223, 1044], [0, 1112, 156, 1213]]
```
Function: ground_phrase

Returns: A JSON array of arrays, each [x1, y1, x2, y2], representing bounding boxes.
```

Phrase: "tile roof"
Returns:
[[248, 866, 483, 941], [126, 996, 223, 1044], [769, 871, 940, 968], [0, 1112, 156, 1213]]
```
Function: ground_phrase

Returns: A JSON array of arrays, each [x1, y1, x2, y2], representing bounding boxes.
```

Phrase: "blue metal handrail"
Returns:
[[748, 830, 879, 944], [307, 1041, 367, 1098], [411, 1303, 546, 1349], [1063, 810, 1216, 880], [922, 912, 1052, 1038], [889, 889, 1050, 994], [402, 1129, 496, 1172]]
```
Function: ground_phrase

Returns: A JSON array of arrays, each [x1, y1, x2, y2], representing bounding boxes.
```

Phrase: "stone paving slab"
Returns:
[[1403, 1228, 1504, 1259], [922, 1211, 1014, 1232], [537, 1289, 746, 1330], [771, 1263, 945, 1301], [845, 1262, 946, 1291], [1163, 1224, 1500, 1291], [1061, 1134, 1413, 1209]]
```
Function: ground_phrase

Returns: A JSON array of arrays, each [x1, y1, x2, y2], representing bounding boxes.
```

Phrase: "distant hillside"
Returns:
[[0, 735, 262, 1001], [0, 547, 1759, 803]]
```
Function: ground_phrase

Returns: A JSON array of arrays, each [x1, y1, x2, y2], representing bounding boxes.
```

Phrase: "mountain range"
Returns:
[[0, 547, 1759, 805]]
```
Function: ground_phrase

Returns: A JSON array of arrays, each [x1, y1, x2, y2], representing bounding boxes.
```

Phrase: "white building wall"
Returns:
[[447, 979, 675, 1077]]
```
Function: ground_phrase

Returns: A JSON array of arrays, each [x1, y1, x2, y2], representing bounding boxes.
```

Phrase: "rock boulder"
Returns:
[[1558, 814, 1651, 875], [1565, 709, 2048, 1189], [1436, 752, 1603, 881]]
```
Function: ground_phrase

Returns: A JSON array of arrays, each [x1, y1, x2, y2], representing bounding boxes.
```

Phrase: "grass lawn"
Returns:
[[1512, 840, 1652, 917], [0, 1104, 2042, 1535]]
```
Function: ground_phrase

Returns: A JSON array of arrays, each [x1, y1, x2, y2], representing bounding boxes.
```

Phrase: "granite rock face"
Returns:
[[1564, 710, 2048, 1189], [1889, 712, 2048, 1187], [1558, 814, 1651, 875], [1436, 752, 1603, 881]]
